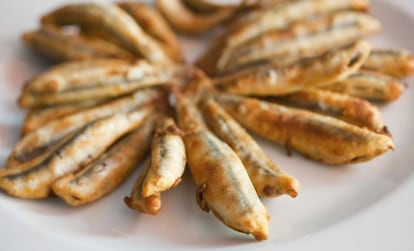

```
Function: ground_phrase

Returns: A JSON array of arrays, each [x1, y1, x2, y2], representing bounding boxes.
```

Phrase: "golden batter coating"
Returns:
[[141, 116, 186, 197], [362, 48, 414, 78], [270, 89, 386, 133], [124, 161, 162, 215], [174, 88, 269, 240], [53, 120, 154, 206], [0, 110, 150, 199], [11, 90, 160, 166], [19, 59, 188, 108], [21, 99, 107, 136], [213, 41, 371, 96], [156, 0, 236, 35], [217, 94, 394, 165], [200, 97, 299, 198], [225, 11, 380, 72], [323, 70, 405, 102], [41, 2, 171, 63], [197, 0, 370, 74], [22, 27, 134, 62], [117, 2, 184, 62]]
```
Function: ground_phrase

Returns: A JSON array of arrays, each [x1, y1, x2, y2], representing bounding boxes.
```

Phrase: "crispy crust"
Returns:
[[118, 2, 184, 62], [0, 111, 150, 199], [217, 94, 394, 165], [41, 3, 171, 63], [12, 90, 160, 165], [323, 70, 405, 101], [53, 120, 154, 206], [200, 97, 299, 198], [124, 160, 162, 215], [141, 116, 186, 197], [174, 89, 269, 240], [19, 59, 189, 108], [362, 49, 414, 78], [202, 0, 370, 74], [22, 27, 134, 62], [270, 89, 386, 133], [213, 41, 371, 96], [156, 0, 236, 35], [224, 11, 380, 72], [21, 99, 107, 136]]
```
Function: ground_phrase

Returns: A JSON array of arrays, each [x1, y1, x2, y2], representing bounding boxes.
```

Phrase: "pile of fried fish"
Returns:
[[1, 0, 413, 241]]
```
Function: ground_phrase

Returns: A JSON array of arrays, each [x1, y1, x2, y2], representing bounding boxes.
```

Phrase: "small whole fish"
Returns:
[[19, 59, 189, 108], [53, 119, 154, 206], [117, 2, 184, 62], [21, 99, 107, 136], [200, 96, 299, 198], [270, 89, 387, 134], [174, 88, 269, 240], [0, 111, 150, 199], [215, 0, 370, 72], [22, 27, 134, 62], [362, 49, 414, 78], [141, 116, 186, 197], [225, 11, 380, 72], [41, 2, 172, 63], [11, 90, 160, 166], [323, 70, 405, 102], [156, 0, 236, 35], [124, 160, 162, 215], [216, 94, 394, 165], [214, 41, 371, 96]]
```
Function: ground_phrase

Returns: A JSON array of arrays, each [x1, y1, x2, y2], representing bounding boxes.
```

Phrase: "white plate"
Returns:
[[0, 0, 413, 250]]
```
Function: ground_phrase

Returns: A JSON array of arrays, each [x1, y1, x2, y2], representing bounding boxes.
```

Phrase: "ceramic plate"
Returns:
[[0, 0, 413, 250]]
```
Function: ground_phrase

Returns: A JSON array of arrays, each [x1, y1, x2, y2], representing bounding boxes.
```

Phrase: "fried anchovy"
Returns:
[[362, 49, 414, 78], [11, 90, 160, 166], [225, 11, 380, 71], [41, 2, 171, 63], [200, 97, 299, 198], [118, 2, 184, 62], [124, 160, 162, 215], [19, 59, 188, 107], [22, 27, 134, 62], [213, 41, 370, 96], [53, 119, 154, 206], [156, 0, 236, 35], [0, 111, 150, 199], [323, 70, 405, 101], [269, 89, 386, 133], [174, 88, 269, 240], [216, 94, 394, 165], [141, 116, 186, 197], [21, 99, 107, 136], [215, 0, 370, 72]]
